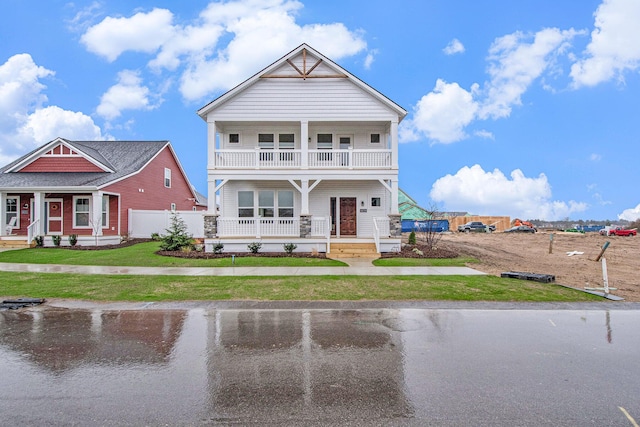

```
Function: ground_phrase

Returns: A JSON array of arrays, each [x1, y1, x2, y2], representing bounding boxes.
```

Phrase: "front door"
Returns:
[[339, 197, 357, 236], [45, 199, 63, 235]]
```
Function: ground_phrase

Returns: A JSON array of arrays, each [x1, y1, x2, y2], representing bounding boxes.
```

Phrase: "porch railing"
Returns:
[[311, 216, 331, 254], [217, 217, 300, 238], [212, 149, 392, 169], [27, 219, 40, 244], [373, 217, 390, 253]]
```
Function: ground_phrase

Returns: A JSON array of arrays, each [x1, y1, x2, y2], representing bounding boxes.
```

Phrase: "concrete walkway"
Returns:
[[0, 260, 485, 277]]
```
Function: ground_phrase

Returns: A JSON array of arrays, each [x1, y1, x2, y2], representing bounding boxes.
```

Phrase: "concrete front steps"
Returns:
[[0, 237, 34, 249], [328, 242, 380, 259]]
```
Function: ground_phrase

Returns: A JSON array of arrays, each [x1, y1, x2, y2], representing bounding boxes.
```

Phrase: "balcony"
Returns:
[[212, 149, 392, 169]]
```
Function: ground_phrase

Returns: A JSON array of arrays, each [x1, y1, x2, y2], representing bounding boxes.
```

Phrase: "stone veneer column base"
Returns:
[[300, 215, 312, 238], [204, 214, 218, 238], [388, 214, 402, 237]]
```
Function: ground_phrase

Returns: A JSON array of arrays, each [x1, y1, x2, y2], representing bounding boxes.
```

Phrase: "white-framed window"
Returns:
[[317, 133, 333, 149], [170, 203, 176, 211], [258, 133, 274, 149], [278, 133, 295, 149], [73, 196, 91, 228], [258, 191, 274, 218], [371, 197, 382, 207], [238, 191, 254, 217], [229, 133, 240, 144], [164, 168, 172, 188], [278, 191, 294, 217], [101, 195, 109, 228], [370, 133, 381, 144], [5, 196, 19, 228]]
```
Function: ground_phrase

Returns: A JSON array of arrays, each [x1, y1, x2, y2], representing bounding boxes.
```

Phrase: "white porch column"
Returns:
[[300, 179, 309, 215], [207, 120, 217, 170], [0, 192, 5, 236], [301, 120, 309, 169], [92, 192, 104, 236], [390, 120, 399, 170], [208, 180, 219, 214], [390, 178, 399, 214], [33, 192, 45, 236]]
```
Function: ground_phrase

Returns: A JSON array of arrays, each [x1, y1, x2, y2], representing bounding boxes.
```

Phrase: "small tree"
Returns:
[[160, 213, 194, 251], [408, 231, 416, 245], [419, 203, 444, 250]]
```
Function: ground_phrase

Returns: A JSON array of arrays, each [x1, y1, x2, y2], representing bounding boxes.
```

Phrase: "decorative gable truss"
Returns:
[[9, 138, 113, 173]]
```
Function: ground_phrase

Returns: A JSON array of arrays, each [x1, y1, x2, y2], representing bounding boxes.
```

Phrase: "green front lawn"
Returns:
[[0, 242, 345, 267], [0, 272, 602, 302]]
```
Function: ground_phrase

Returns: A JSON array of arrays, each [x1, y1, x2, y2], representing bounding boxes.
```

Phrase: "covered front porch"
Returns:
[[0, 191, 121, 247], [204, 215, 401, 254]]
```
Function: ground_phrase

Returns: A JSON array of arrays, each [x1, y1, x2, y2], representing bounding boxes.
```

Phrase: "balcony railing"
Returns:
[[213, 149, 392, 169]]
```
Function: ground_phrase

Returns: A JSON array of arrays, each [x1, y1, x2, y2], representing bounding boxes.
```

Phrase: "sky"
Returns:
[[1, 0, 640, 222]]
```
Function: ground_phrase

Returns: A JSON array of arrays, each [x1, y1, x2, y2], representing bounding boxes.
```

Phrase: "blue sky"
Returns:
[[1, 0, 639, 221]]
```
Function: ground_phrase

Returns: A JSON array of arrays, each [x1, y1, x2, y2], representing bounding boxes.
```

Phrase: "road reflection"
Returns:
[[0, 306, 638, 425]]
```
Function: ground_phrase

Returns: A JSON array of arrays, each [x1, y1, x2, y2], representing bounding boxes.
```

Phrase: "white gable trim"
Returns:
[[197, 43, 407, 121], [6, 137, 114, 173]]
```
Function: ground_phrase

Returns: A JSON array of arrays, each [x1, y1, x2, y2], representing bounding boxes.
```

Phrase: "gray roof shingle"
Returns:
[[0, 139, 169, 189]]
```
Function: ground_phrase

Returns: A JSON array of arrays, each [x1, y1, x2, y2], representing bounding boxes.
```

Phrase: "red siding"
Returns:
[[19, 157, 105, 172], [102, 146, 201, 234]]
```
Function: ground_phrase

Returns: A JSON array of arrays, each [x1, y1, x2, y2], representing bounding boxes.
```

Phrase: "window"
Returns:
[[258, 191, 274, 218], [101, 196, 109, 228], [370, 133, 381, 144], [258, 134, 274, 161], [5, 197, 18, 228], [170, 203, 176, 211], [371, 197, 381, 207], [74, 197, 90, 227], [229, 133, 240, 143], [317, 134, 333, 149], [164, 168, 171, 188], [238, 191, 254, 217], [278, 191, 294, 217], [278, 133, 295, 149]]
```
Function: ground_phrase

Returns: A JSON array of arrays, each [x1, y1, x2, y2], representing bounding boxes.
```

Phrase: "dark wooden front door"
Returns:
[[339, 197, 357, 236]]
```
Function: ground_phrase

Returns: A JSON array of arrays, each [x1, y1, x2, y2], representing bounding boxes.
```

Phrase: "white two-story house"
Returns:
[[198, 44, 407, 255]]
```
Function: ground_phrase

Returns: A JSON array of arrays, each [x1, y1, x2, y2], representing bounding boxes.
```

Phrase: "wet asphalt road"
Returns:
[[1, 302, 639, 426]]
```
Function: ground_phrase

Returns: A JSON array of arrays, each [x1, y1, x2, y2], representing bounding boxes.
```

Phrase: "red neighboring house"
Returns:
[[0, 138, 206, 247]]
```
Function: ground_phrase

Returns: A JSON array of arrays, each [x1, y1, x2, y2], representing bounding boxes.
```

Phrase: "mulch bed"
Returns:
[[156, 250, 328, 259], [379, 243, 458, 259]]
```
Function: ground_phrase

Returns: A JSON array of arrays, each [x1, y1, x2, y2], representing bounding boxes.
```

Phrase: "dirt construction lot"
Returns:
[[438, 231, 640, 301]]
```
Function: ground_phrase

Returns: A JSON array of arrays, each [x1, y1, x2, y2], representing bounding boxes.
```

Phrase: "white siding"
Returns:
[[209, 79, 397, 122]]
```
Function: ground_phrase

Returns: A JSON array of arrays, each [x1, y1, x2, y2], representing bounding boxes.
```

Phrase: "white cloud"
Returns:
[[80, 0, 368, 102], [403, 28, 580, 144], [571, 0, 640, 87], [443, 38, 465, 55], [0, 54, 107, 164], [590, 153, 602, 161], [80, 8, 175, 62], [618, 203, 640, 221], [480, 28, 580, 120], [429, 164, 588, 220], [363, 49, 378, 69], [400, 79, 479, 144], [97, 70, 158, 120]]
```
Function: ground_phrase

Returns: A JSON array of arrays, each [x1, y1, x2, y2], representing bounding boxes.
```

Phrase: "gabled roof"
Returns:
[[398, 188, 434, 220], [197, 43, 407, 120], [0, 139, 191, 193]]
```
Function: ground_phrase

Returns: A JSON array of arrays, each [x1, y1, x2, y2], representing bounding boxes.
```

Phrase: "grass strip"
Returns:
[[0, 272, 601, 302]]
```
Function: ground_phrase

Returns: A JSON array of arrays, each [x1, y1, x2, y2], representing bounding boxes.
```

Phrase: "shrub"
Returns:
[[34, 235, 44, 247], [247, 241, 262, 254], [213, 242, 224, 254], [283, 243, 297, 255], [408, 231, 416, 245], [150, 232, 161, 241], [68, 234, 78, 246], [160, 213, 194, 251], [52, 235, 61, 247]]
